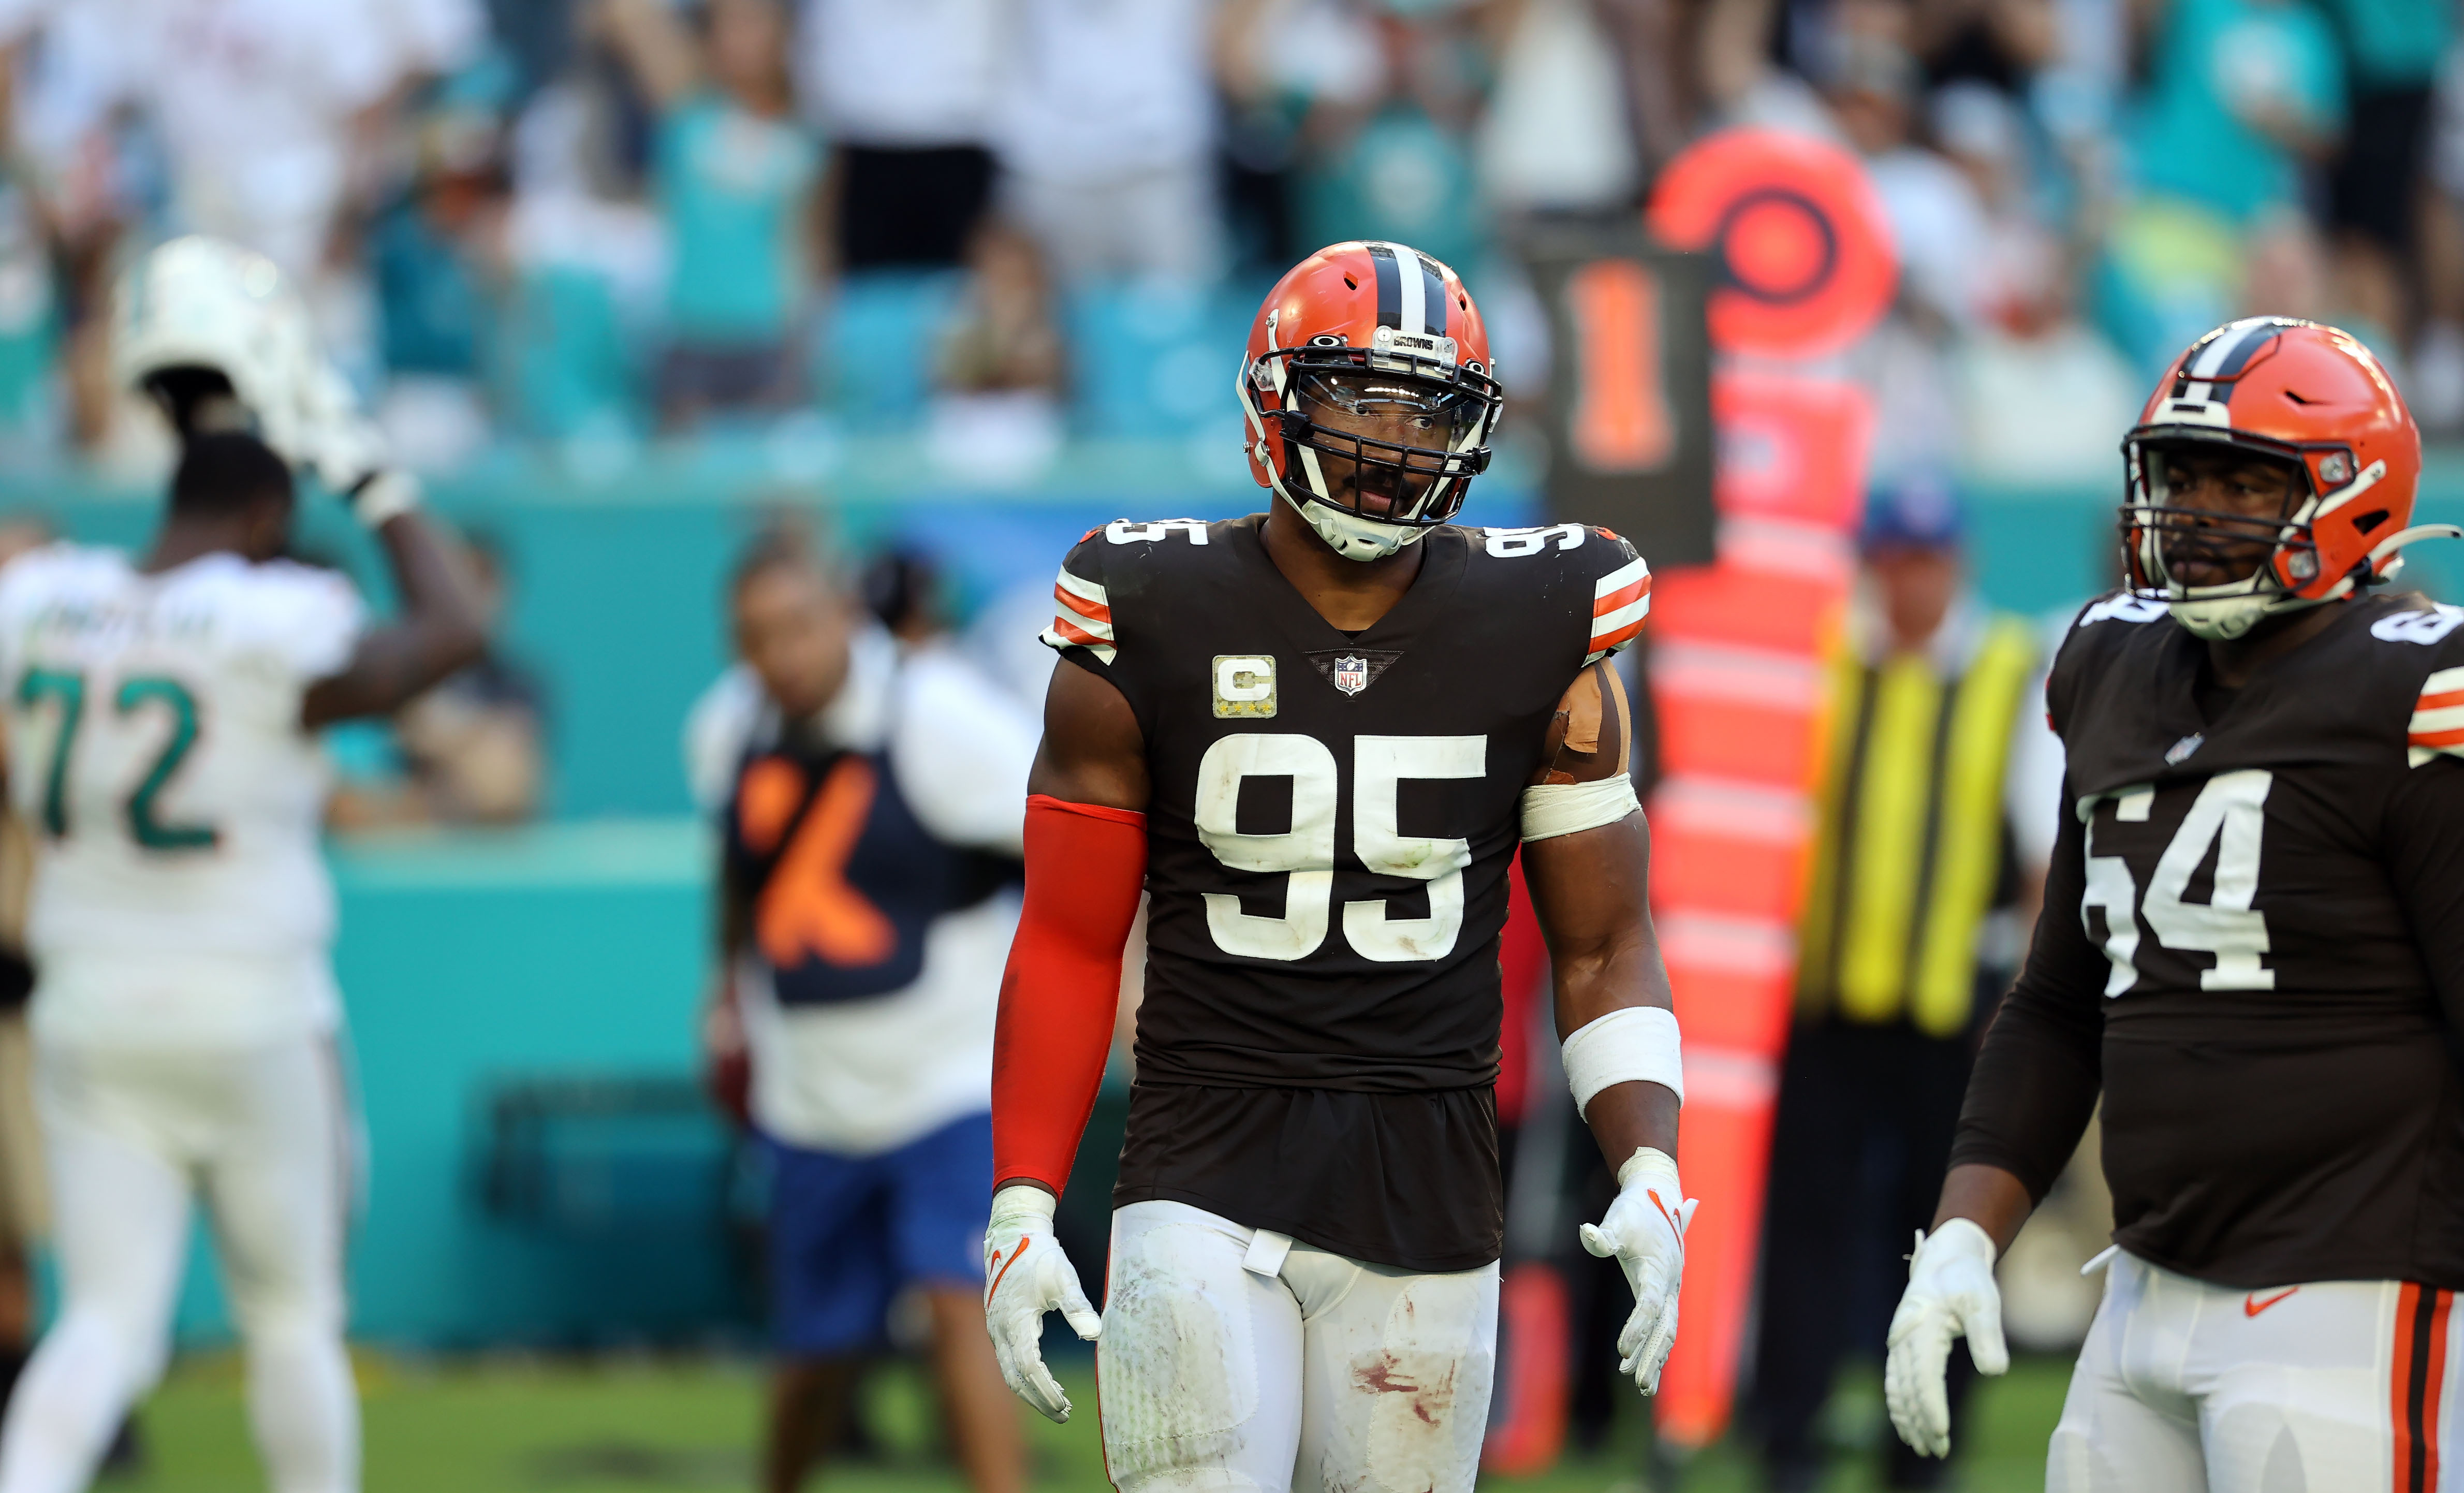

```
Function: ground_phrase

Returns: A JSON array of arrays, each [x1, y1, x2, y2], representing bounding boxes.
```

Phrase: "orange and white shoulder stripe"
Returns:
[[2407, 666, 2464, 765], [1587, 553, 1651, 664], [1038, 567, 1116, 665]]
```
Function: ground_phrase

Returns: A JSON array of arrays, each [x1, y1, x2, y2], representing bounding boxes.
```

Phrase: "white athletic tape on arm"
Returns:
[[1616, 1144, 1681, 1195], [1563, 1005, 1684, 1117], [352, 470, 422, 529], [1521, 776, 1641, 842]]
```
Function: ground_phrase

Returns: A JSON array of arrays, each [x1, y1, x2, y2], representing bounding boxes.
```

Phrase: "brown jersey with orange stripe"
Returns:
[[1952, 591, 2464, 1290], [1038, 511, 1648, 1270]]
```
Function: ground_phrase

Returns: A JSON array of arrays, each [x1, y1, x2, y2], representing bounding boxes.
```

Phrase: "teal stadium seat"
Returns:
[[1063, 281, 1258, 440], [815, 270, 966, 432]]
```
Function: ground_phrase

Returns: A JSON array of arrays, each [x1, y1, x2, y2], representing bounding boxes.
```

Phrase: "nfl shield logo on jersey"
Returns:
[[1307, 648, 1403, 697]]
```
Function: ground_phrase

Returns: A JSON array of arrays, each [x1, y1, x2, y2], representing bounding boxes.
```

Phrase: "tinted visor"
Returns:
[[1295, 369, 1481, 442]]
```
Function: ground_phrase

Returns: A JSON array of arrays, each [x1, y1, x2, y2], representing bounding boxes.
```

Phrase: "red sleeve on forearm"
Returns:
[[991, 794, 1147, 1196]]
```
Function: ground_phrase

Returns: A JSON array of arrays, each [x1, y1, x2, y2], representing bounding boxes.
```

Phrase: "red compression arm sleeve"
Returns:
[[991, 794, 1148, 1196]]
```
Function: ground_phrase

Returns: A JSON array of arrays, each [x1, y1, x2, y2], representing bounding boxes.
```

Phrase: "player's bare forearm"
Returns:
[[1025, 660, 1149, 812], [1932, 1163, 2036, 1255], [1527, 813, 1680, 1164], [301, 509, 488, 728]]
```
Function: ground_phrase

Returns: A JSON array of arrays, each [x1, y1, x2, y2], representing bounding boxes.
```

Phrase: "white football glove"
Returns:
[[983, 1184, 1102, 1423], [1579, 1146, 1697, 1395], [1885, 1218, 2010, 1458], [294, 358, 421, 526]]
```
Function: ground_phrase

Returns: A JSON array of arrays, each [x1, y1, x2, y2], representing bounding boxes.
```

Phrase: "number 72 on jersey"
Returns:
[[14, 668, 219, 851]]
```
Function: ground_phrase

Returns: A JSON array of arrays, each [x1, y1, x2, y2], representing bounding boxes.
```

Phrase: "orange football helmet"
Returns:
[[2123, 317, 2453, 639], [1237, 241, 1503, 561]]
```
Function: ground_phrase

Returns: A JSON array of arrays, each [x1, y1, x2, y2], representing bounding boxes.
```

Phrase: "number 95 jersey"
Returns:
[[1960, 591, 2464, 1290], [1039, 513, 1648, 1271], [0, 545, 364, 1029]]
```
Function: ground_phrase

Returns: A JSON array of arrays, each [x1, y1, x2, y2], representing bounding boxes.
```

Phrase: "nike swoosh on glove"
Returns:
[[1885, 1218, 2009, 1458], [1579, 1146, 1697, 1395], [983, 1184, 1102, 1423]]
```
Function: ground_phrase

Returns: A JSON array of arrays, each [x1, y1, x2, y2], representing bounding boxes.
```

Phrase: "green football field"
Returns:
[[110, 1350, 2074, 1491]]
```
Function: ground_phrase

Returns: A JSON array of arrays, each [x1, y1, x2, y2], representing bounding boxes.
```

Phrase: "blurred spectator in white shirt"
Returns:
[[1476, 0, 1641, 219], [1933, 84, 2142, 484], [800, 0, 1002, 272], [995, 0, 1222, 284], [2, 0, 481, 438]]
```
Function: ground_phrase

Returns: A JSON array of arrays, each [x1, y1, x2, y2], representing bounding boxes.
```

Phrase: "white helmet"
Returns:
[[113, 237, 319, 454], [111, 236, 397, 500]]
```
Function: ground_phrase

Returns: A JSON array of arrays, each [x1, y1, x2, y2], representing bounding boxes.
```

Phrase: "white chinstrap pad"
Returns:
[[1520, 777, 1641, 842], [1562, 1005, 1684, 1116]]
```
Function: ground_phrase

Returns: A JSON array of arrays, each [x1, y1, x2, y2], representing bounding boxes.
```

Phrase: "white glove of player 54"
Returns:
[[1884, 1217, 2010, 1458], [1579, 1146, 1696, 1395], [983, 1184, 1102, 1423]]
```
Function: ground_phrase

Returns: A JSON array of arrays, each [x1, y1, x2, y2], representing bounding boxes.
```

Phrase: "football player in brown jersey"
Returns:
[[976, 242, 1692, 1490], [1886, 316, 2464, 1487]]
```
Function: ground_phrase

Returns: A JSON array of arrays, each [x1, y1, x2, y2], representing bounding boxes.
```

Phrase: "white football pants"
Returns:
[[0, 1035, 357, 1493], [2050, 1249, 2463, 1492], [1098, 1199, 1499, 1493]]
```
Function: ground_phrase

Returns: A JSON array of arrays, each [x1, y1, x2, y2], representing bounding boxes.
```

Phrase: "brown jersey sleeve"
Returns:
[[1946, 774, 2110, 1203], [2382, 754, 2464, 1037]]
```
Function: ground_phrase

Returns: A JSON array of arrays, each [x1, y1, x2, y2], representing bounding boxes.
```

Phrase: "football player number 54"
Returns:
[[1194, 732, 1484, 963], [2083, 769, 2272, 994]]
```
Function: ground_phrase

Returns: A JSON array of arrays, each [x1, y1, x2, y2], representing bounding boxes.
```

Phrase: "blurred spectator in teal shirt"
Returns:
[[2095, 0, 2343, 372], [2125, 0, 2344, 223], [599, 0, 820, 429], [1290, 7, 1488, 281]]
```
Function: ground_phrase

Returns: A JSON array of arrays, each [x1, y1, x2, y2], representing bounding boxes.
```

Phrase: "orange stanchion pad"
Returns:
[[1654, 696, 1821, 786], [1648, 565, 1840, 654], [1655, 1070, 1781, 1447], [1711, 372, 1877, 529], [1645, 825, 1809, 920], [1646, 129, 1897, 361], [1485, 1261, 1574, 1475], [1660, 958, 1795, 1055]]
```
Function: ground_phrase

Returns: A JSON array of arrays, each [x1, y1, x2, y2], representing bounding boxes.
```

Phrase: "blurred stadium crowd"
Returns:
[[0, 0, 2452, 494]]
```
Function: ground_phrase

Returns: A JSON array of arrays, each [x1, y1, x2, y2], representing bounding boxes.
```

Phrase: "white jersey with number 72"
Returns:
[[0, 544, 364, 1006]]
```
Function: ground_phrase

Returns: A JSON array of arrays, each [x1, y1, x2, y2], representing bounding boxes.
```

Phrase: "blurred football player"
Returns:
[[1884, 317, 2464, 1486], [984, 241, 1691, 1490], [0, 238, 485, 1493]]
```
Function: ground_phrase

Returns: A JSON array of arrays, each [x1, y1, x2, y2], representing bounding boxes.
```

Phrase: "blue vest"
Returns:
[[724, 724, 1017, 1007]]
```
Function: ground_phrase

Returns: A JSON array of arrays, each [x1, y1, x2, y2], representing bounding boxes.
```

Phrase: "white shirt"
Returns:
[[683, 626, 1039, 1154], [993, 0, 1215, 185], [17, 0, 432, 275], [799, 0, 1004, 147], [0, 545, 364, 1044]]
